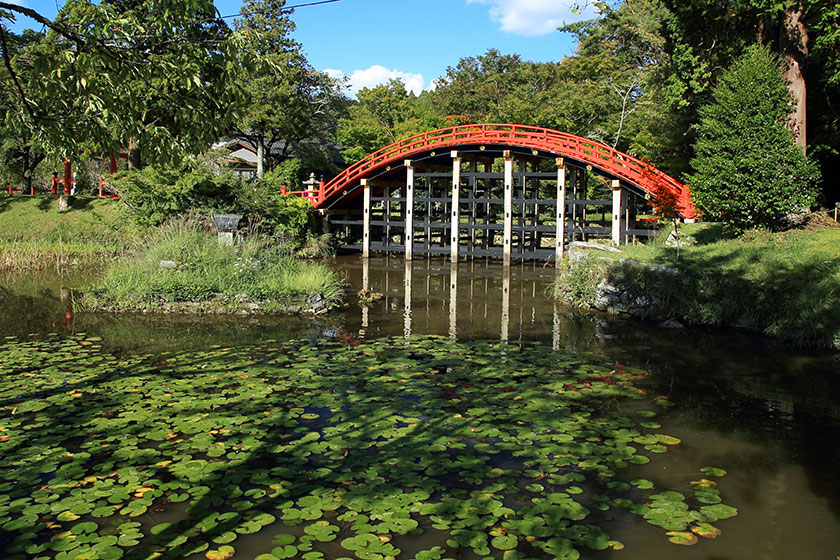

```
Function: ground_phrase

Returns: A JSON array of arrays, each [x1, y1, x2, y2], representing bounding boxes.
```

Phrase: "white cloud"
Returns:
[[468, 0, 598, 36], [326, 65, 427, 98]]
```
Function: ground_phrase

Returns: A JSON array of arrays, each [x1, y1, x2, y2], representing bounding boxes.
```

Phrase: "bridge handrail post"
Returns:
[[556, 157, 566, 266], [405, 160, 414, 261]]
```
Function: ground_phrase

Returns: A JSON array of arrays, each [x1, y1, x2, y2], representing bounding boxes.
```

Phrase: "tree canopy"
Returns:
[[0, 0, 249, 165], [233, 0, 347, 180], [688, 44, 820, 230]]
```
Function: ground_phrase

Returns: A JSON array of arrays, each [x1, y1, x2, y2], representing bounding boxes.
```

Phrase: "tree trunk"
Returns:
[[780, 4, 809, 154], [127, 139, 142, 170], [256, 142, 265, 179]]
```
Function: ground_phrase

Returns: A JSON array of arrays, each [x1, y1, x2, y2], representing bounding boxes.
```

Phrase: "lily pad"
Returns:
[[666, 531, 698, 546], [205, 546, 235, 560]]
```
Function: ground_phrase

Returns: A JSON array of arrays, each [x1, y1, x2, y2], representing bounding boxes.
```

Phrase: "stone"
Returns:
[[307, 294, 326, 312], [218, 231, 234, 246], [158, 260, 177, 269], [658, 318, 685, 329], [665, 230, 696, 248]]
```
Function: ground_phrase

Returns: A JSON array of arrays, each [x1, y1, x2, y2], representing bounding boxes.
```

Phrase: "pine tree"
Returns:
[[688, 44, 820, 232]]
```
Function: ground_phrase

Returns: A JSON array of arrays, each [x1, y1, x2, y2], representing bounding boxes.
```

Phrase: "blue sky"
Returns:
[[9, 0, 594, 96]]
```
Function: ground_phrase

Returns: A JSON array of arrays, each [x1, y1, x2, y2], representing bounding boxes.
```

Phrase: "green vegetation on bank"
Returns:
[[79, 218, 342, 314], [554, 220, 840, 349], [0, 196, 144, 270]]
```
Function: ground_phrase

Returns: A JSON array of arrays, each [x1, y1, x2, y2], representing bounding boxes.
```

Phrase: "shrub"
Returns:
[[113, 161, 241, 226], [687, 44, 820, 232]]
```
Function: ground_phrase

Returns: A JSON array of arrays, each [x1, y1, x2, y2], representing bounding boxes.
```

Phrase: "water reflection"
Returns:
[[344, 256, 559, 343]]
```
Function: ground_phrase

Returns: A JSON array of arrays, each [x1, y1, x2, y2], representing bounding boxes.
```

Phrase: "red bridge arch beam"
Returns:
[[310, 123, 697, 219]]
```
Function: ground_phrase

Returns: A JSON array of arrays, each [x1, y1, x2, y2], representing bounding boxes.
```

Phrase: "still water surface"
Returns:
[[2, 256, 839, 559]]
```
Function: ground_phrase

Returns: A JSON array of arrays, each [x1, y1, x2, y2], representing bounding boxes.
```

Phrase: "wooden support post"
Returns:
[[362, 179, 371, 258], [450, 151, 461, 262], [503, 151, 513, 267], [556, 158, 566, 266], [63, 158, 72, 195], [449, 260, 458, 339], [501, 266, 511, 342], [51, 173, 57, 195], [361, 255, 370, 334], [404, 259, 412, 338], [611, 180, 627, 246], [405, 160, 414, 261], [109, 154, 117, 175], [625, 195, 636, 245]]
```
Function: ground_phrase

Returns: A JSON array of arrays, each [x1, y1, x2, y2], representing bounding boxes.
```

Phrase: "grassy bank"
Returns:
[[555, 219, 840, 349], [79, 219, 343, 314], [0, 195, 144, 270]]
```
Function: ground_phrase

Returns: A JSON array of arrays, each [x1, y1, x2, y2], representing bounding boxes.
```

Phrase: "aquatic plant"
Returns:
[[0, 334, 737, 559]]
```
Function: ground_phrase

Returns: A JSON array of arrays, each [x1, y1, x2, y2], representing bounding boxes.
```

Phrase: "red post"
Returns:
[[109, 153, 117, 175], [29, 182, 34, 195], [7, 185, 12, 196], [98, 177, 104, 198], [281, 184, 287, 196], [63, 158, 71, 195], [318, 180, 325, 204], [51, 173, 58, 195]]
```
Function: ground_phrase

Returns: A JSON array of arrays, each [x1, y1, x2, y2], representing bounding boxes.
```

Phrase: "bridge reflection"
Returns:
[[350, 256, 566, 345]]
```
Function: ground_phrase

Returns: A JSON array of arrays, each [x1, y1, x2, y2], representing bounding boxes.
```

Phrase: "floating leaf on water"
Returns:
[[491, 535, 518, 550], [691, 522, 722, 538], [70, 521, 98, 535], [211, 531, 237, 545], [700, 466, 727, 477], [205, 546, 235, 560], [666, 531, 698, 546], [636, 410, 657, 418], [698, 504, 738, 522], [657, 435, 681, 446]]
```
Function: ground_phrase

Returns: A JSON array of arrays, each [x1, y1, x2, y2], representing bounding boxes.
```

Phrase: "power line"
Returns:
[[219, 0, 343, 19]]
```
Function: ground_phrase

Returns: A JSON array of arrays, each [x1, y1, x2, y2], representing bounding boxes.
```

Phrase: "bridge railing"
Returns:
[[311, 124, 695, 218]]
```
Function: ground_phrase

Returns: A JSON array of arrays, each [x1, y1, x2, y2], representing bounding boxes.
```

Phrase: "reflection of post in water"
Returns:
[[553, 302, 560, 351], [53, 287, 73, 332], [501, 266, 511, 342], [449, 261, 458, 339], [360, 257, 369, 338], [404, 259, 412, 338]]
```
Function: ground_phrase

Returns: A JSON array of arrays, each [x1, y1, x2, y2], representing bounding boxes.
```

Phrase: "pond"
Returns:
[[1, 256, 839, 560]]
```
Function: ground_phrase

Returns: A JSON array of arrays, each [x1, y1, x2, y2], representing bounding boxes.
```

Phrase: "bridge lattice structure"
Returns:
[[288, 124, 695, 263]]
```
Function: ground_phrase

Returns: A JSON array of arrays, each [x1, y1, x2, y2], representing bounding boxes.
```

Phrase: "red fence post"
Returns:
[[63, 158, 72, 195], [281, 184, 287, 196], [318, 180, 325, 205], [51, 173, 58, 195], [7, 185, 12, 196]]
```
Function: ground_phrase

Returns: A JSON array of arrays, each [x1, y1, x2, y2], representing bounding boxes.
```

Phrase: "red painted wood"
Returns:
[[304, 124, 697, 219]]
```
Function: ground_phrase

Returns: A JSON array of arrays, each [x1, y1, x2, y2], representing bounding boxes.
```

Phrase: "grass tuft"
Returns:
[[80, 217, 343, 314]]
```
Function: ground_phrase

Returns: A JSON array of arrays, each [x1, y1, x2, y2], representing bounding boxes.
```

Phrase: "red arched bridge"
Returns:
[[289, 124, 695, 263]]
